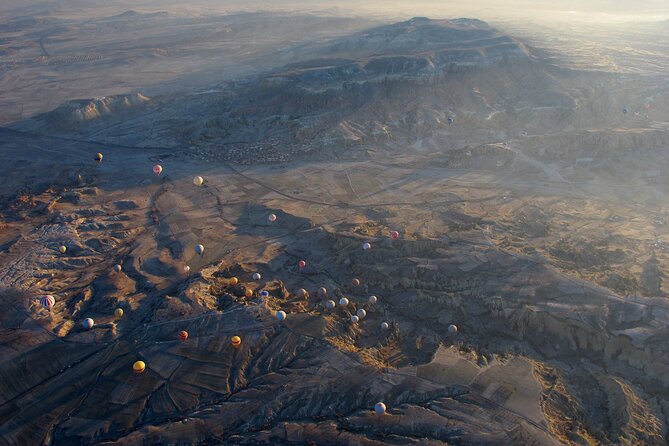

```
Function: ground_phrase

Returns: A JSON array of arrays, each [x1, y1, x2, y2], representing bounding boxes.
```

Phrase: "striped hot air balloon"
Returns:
[[39, 295, 55, 310]]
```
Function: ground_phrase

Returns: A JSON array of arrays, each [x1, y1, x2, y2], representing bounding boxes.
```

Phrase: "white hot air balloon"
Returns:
[[374, 402, 386, 415], [363, 242, 371, 250], [318, 287, 327, 297], [357, 309, 366, 319], [276, 310, 287, 321], [183, 265, 191, 273], [325, 300, 336, 309], [82, 318, 94, 330], [252, 272, 261, 280], [193, 176, 204, 186], [368, 295, 378, 304], [339, 297, 349, 306], [113, 264, 122, 273], [268, 214, 277, 222], [448, 324, 458, 334], [195, 244, 205, 255], [350, 315, 359, 323], [381, 322, 390, 330]]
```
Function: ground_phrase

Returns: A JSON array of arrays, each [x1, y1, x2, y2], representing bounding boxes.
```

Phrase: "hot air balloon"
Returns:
[[368, 295, 378, 304], [252, 272, 261, 280], [298, 260, 307, 269], [390, 231, 399, 240], [133, 360, 145, 374], [113, 264, 122, 273], [318, 287, 327, 297], [244, 288, 253, 298], [351, 315, 359, 323], [231, 336, 241, 347], [39, 295, 55, 310], [351, 278, 360, 287], [260, 290, 269, 298], [448, 324, 458, 334], [297, 288, 308, 298], [195, 244, 204, 255], [374, 402, 386, 415], [183, 265, 191, 273], [357, 309, 366, 319], [114, 308, 124, 318], [58, 245, 67, 254], [325, 300, 336, 309], [339, 297, 349, 306], [82, 318, 94, 330], [381, 322, 390, 330], [193, 176, 204, 186], [276, 310, 286, 321], [362, 242, 371, 250], [230, 277, 239, 285], [95, 153, 103, 163], [179, 330, 188, 342], [153, 164, 163, 175], [268, 214, 277, 222]]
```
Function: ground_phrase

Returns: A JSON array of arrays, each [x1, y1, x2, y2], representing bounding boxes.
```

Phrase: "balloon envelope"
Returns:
[[133, 360, 145, 374], [153, 164, 163, 175], [351, 278, 360, 287], [183, 265, 190, 273], [39, 295, 55, 309], [351, 315, 359, 323], [381, 322, 390, 330], [59, 245, 67, 254], [252, 272, 261, 280], [363, 242, 371, 250], [369, 295, 378, 304], [268, 214, 277, 222], [448, 324, 458, 334], [114, 308, 124, 318], [113, 264, 122, 273], [390, 231, 399, 240], [231, 336, 242, 347], [339, 297, 349, 306], [260, 290, 269, 298], [298, 260, 306, 269], [318, 287, 327, 296], [230, 277, 238, 285], [195, 244, 204, 255], [276, 310, 286, 321], [82, 318, 94, 329], [375, 402, 386, 414], [193, 176, 204, 186], [325, 300, 336, 309], [357, 309, 366, 319], [179, 330, 188, 341]]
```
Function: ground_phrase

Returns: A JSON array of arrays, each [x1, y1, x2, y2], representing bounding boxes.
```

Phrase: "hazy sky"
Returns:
[[3, 0, 668, 22]]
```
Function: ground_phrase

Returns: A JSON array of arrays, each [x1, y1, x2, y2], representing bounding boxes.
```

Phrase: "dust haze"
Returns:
[[1, 0, 669, 445]]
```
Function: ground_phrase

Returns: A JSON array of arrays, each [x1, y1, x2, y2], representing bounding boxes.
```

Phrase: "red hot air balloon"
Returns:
[[298, 260, 307, 269], [390, 231, 400, 240], [179, 330, 189, 342], [39, 295, 55, 310]]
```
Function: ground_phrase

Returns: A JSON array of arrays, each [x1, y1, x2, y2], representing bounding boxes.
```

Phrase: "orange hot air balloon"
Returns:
[[133, 360, 146, 374], [244, 288, 253, 298], [231, 336, 241, 347], [230, 277, 239, 285], [179, 330, 189, 342]]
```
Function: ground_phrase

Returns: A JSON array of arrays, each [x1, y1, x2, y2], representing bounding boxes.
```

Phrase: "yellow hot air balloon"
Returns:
[[231, 336, 241, 347], [244, 288, 253, 298], [133, 360, 146, 374], [59, 245, 67, 254], [114, 308, 124, 318], [230, 277, 239, 285], [193, 176, 204, 186]]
